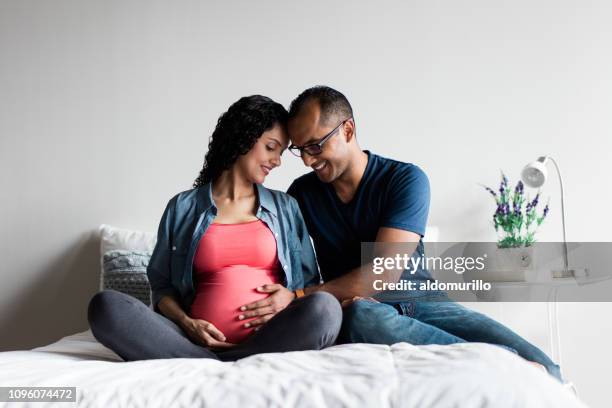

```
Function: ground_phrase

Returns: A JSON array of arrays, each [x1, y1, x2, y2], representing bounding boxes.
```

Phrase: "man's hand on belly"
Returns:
[[238, 284, 296, 328]]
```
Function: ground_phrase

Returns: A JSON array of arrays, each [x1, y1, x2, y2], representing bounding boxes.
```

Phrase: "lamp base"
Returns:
[[551, 268, 589, 279]]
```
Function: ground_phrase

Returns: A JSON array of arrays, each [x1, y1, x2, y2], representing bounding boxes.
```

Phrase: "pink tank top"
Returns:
[[189, 219, 282, 343]]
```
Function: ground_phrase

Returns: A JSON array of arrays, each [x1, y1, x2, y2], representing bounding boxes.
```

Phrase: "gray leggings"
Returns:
[[87, 289, 342, 362]]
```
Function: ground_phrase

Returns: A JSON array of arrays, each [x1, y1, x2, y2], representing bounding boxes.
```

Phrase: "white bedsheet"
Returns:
[[0, 330, 585, 408]]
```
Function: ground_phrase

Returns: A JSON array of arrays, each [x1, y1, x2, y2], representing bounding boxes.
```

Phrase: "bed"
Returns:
[[0, 328, 584, 408], [0, 224, 587, 407]]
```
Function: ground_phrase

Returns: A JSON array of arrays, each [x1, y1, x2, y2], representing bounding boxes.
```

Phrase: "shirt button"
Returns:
[[172, 246, 176, 251], [283, 264, 288, 269], [274, 233, 278, 237]]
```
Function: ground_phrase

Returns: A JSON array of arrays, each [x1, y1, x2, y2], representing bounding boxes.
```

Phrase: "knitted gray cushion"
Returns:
[[102, 250, 152, 306]]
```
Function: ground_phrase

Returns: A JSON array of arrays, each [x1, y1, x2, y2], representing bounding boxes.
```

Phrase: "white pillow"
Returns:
[[99, 224, 156, 291]]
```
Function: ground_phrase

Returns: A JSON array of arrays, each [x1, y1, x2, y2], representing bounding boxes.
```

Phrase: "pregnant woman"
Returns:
[[87, 95, 342, 361]]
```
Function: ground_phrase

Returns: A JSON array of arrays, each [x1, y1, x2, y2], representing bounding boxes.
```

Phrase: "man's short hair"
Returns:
[[288, 85, 353, 126]]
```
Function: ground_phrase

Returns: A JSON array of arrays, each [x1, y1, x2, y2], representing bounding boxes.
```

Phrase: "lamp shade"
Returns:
[[521, 156, 549, 188]]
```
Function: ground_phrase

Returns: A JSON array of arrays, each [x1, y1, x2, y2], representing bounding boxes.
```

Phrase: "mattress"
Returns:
[[0, 330, 585, 408]]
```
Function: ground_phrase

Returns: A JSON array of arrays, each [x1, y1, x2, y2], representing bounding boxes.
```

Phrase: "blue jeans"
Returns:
[[339, 291, 563, 383]]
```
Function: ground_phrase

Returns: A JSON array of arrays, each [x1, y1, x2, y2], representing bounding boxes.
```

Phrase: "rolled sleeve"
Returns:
[[290, 197, 321, 287], [147, 195, 180, 314]]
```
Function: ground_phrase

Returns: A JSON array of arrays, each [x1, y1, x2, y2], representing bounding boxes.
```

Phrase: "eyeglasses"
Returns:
[[288, 117, 353, 157]]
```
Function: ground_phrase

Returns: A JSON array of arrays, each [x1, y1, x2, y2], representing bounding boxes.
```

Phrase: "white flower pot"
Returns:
[[462, 243, 535, 282]]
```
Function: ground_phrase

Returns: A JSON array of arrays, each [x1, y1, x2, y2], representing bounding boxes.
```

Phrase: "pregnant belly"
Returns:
[[189, 266, 280, 344]]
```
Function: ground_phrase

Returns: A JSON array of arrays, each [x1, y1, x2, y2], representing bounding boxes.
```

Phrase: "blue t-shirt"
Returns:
[[287, 150, 433, 289]]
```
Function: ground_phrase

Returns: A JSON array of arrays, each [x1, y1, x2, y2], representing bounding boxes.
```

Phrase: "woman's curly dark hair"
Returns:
[[193, 95, 288, 187]]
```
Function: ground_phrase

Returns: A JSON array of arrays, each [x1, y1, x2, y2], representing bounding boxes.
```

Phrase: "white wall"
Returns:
[[1, 1, 611, 406]]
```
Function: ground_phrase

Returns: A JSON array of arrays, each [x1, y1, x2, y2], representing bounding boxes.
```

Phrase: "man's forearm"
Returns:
[[303, 262, 402, 300], [304, 227, 420, 300]]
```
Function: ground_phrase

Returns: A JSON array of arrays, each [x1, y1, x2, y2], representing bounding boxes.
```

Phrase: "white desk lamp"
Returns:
[[521, 156, 586, 278]]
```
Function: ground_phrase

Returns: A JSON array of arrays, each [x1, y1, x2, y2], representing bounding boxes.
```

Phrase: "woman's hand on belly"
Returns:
[[179, 316, 236, 349], [238, 284, 296, 328]]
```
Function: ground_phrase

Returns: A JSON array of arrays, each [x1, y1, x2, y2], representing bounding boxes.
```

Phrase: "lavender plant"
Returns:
[[484, 172, 550, 248]]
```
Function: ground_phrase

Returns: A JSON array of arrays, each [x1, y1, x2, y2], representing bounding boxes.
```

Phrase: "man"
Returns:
[[281, 85, 563, 383]]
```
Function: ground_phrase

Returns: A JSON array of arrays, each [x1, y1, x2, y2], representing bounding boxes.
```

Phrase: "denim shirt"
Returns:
[[146, 182, 322, 314]]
